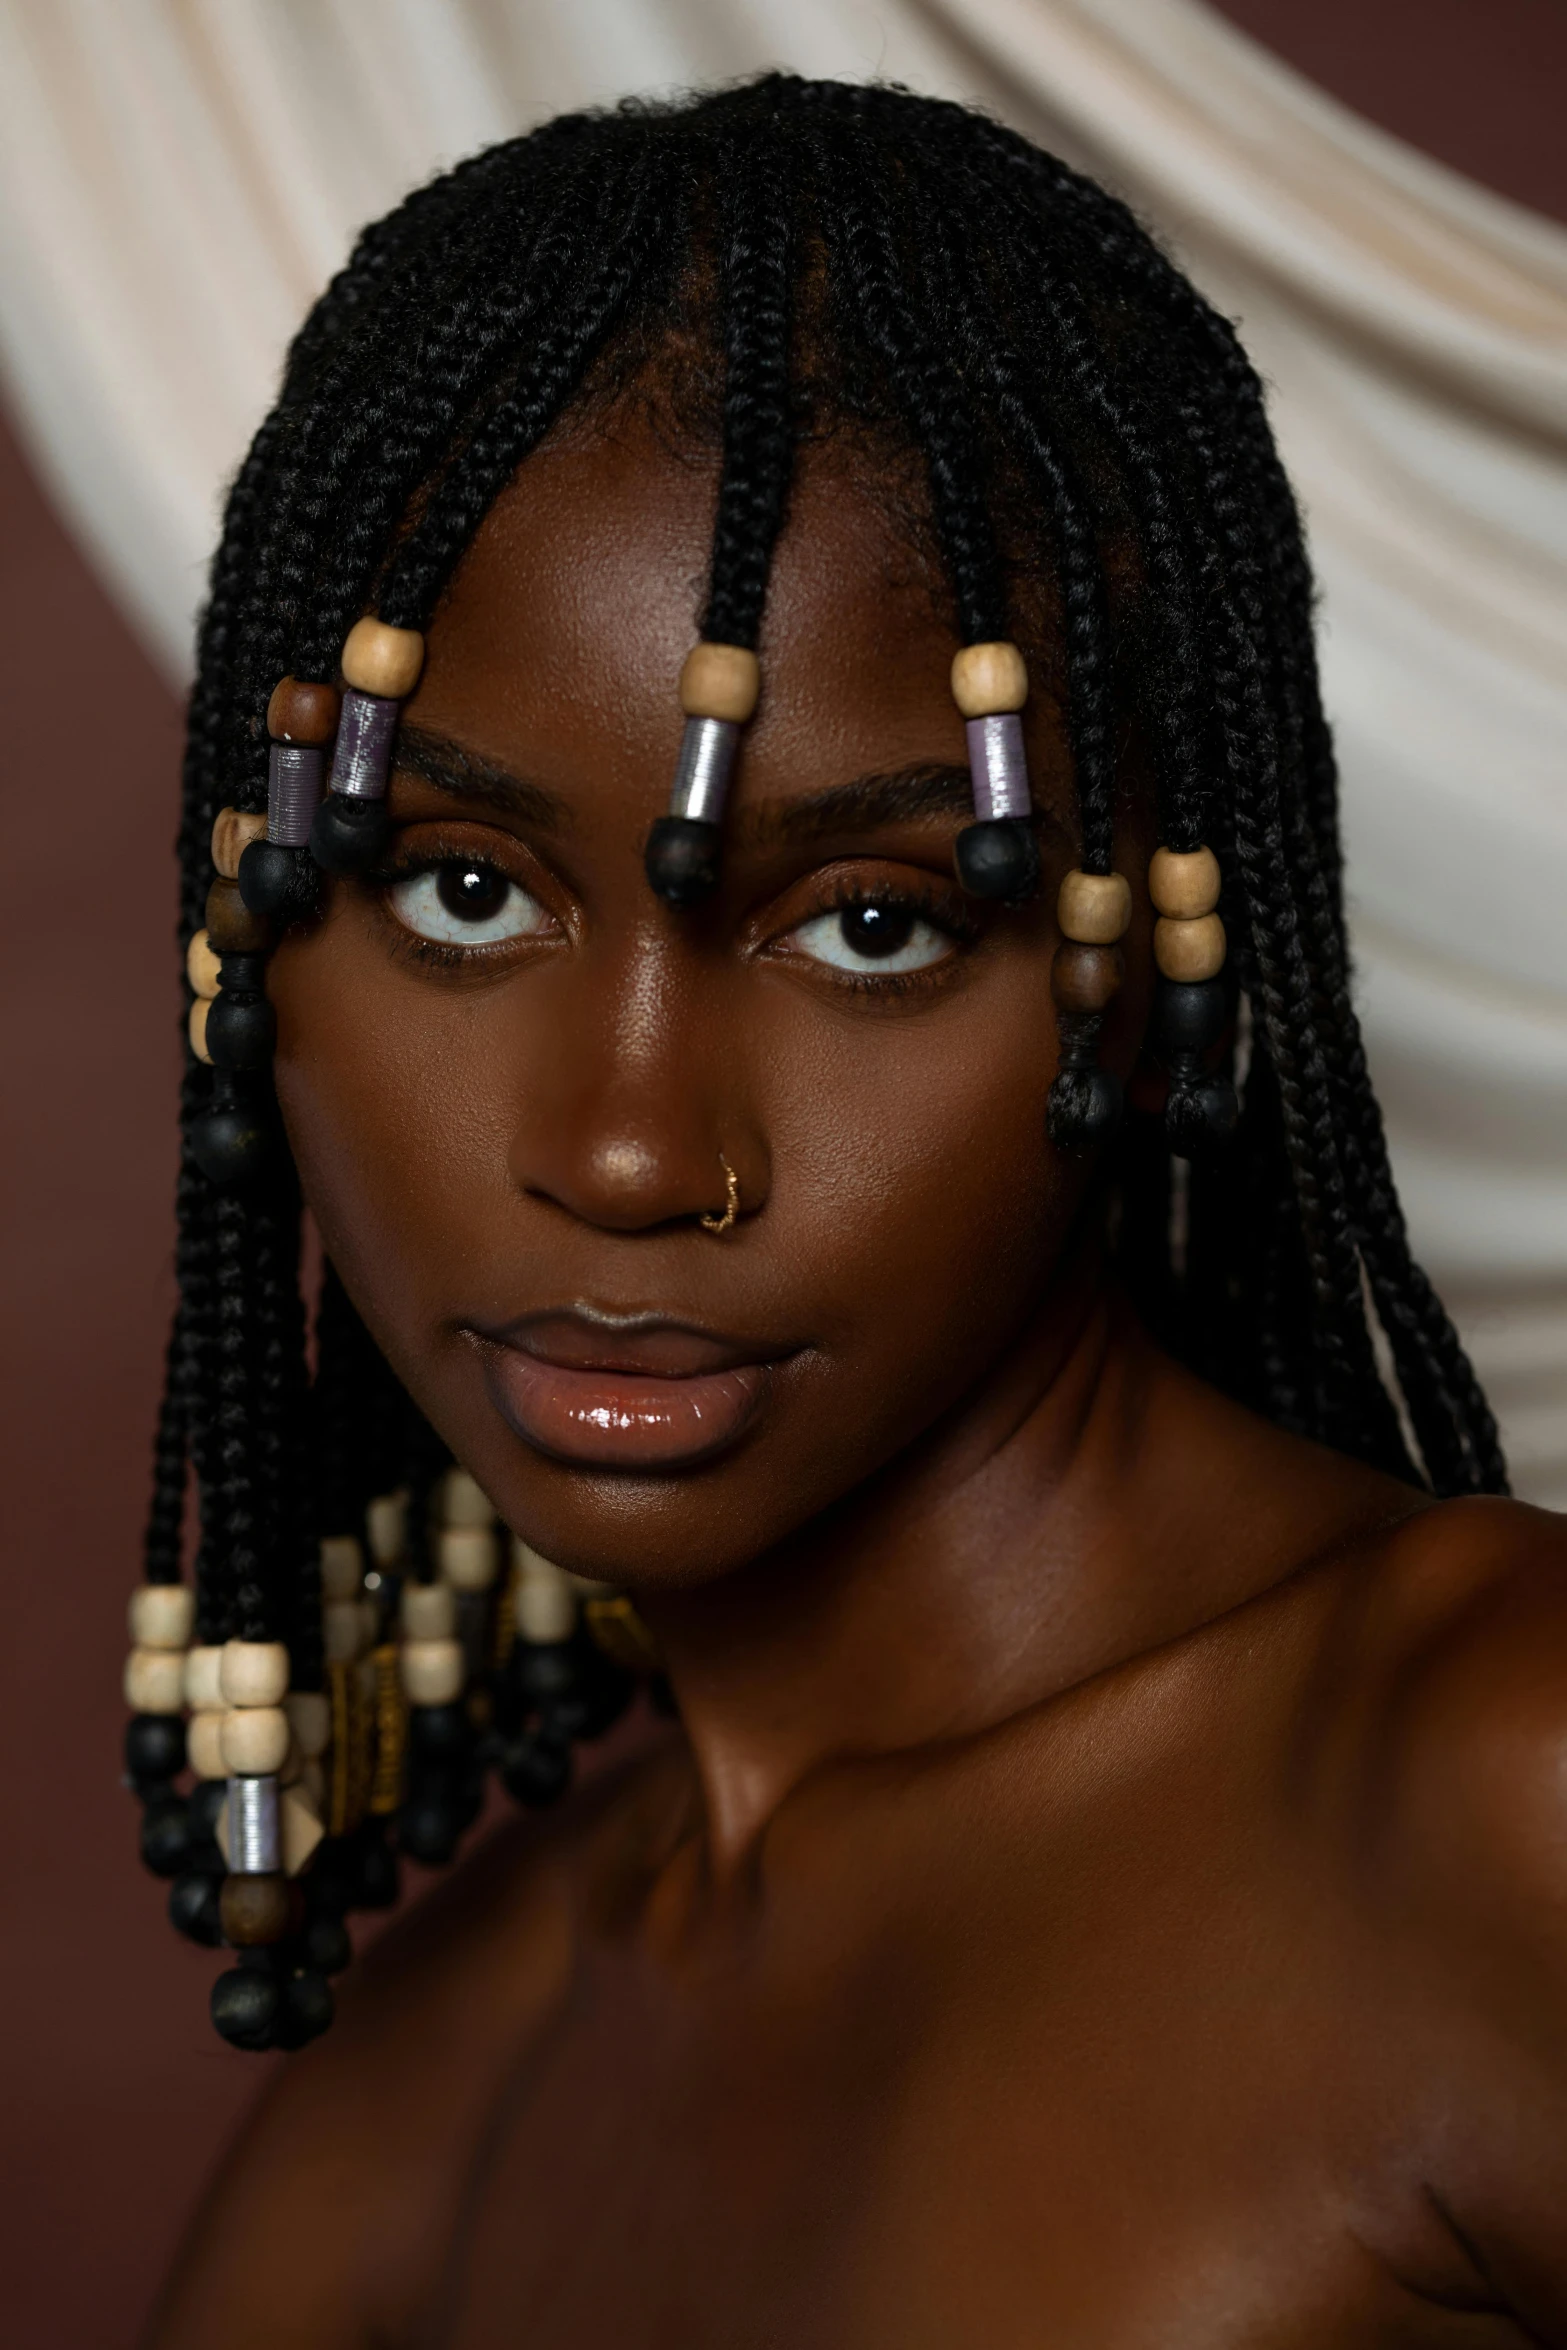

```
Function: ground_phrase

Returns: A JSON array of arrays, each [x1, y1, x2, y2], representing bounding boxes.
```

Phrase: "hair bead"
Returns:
[[646, 641, 757, 906], [341, 616, 425, 700], [187, 1711, 227, 1779], [204, 879, 271, 955], [184, 1645, 225, 1711], [310, 623, 423, 876], [438, 1523, 498, 1592], [401, 1582, 456, 1641], [1058, 869, 1132, 945], [1154, 910, 1226, 984], [950, 640, 1028, 718], [128, 1584, 195, 1650], [400, 1638, 464, 1706], [1050, 942, 1123, 1015], [124, 1646, 187, 1713], [225, 1775, 281, 1874], [185, 931, 221, 1001], [1149, 845, 1221, 921], [950, 642, 1040, 901], [220, 1706, 291, 1776], [680, 642, 760, 723], [187, 998, 213, 1066], [219, 1873, 291, 1946], [210, 808, 267, 881], [266, 677, 341, 746], [219, 1640, 290, 1709]]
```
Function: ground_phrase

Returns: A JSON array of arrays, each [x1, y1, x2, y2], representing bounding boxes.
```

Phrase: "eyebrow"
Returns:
[[394, 725, 569, 832]]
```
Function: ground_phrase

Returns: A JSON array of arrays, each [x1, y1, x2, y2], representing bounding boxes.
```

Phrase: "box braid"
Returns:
[[132, 71, 1505, 2049]]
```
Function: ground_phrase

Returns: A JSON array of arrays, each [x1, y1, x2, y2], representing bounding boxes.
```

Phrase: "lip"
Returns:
[[475, 1308, 783, 1471]]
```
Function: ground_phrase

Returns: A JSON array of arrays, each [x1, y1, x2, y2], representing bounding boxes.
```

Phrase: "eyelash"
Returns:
[[367, 842, 538, 971]]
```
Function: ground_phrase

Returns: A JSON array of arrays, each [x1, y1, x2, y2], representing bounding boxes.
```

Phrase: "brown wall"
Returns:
[[1, 7, 1562, 2344]]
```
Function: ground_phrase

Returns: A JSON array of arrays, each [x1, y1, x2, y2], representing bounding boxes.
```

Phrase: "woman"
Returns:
[[127, 76, 1567, 2345]]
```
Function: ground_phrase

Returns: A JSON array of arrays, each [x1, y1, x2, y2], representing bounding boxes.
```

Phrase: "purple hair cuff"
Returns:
[[267, 744, 322, 845], [330, 689, 399, 800], [965, 713, 1030, 822]]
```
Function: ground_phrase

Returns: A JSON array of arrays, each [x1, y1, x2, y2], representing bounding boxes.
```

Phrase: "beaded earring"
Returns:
[[950, 641, 1041, 901], [1148, 845, 1239, 1155], [1047, 866, 1131, 1147], [310, 619, 426, 875], [644, 641, 760, 905]]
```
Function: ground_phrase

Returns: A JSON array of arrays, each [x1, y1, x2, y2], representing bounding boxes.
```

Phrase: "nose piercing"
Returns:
[[699, 1155, 741, 1235]]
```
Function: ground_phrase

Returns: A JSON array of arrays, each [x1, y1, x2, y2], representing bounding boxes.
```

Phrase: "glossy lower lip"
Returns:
[[483, 1345, 769, 1470]]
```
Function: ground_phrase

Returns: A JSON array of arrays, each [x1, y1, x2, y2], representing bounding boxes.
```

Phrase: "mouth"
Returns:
[[472, 1307, 788, 1472]]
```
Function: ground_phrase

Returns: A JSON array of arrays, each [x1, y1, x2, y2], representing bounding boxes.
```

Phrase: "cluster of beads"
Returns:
[[1048, 865, 1132, 1146], [310, 619, 425, 875], [1149, 846, 1238, 1154], [950, 642, 1041, 902], [645, 642, 760, 906], [235, 676, 340, 924]]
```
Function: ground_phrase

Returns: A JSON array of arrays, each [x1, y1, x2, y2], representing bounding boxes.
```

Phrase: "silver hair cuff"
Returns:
[[227, 1774, 281, 1874], [330, 689, 400, 800], [965, 713, 1031, 822], [670, 716, 739, 824], [267, 744, 323, 845]]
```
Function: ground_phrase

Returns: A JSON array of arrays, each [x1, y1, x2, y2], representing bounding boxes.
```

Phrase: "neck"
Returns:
[[640, 1255, 1172, 1871]]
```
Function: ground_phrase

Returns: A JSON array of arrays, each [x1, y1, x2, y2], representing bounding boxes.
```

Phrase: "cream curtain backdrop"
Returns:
[[1, 0, 1563, 1499]]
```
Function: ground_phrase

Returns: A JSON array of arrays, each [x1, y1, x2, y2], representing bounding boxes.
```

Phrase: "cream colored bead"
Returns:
[[1057, 869, 1132, 946], [679, 642, 760, 724], [439, 1524, 498, 1593], [366, 1490, 408, 1568], [296, 1757, 326, 1813], [950, 641, 1028, 719], [440, 1467, 494, 1529], [285, 1690, 331, 1760], [124, 1646, 186, 1713], [400, 1637, 464, 1706], [185, 929, 221, 1000], [1149, 845, 1221, 920], [341, 616, 425, 699], [281, 1781, 325, 1877], [219, 1638, 290, 1708], [1154, 912, 1226, 983], [323, 1600, 365, 1665], [221, 1705, 290, 1774], [186, 1710, 227, 1779], [401, 1580, 456, 1640], [319, 1534, 364, 1602], [514, 1543, 577, 1643], [210, 807, 267, 880], [187, 997, 213, 1066], [127, 1584, 195, 1651], [184, 1645, 225, 1711]]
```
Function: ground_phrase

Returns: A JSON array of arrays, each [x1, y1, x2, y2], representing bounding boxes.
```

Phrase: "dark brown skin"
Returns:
[[151, 408, 1567, 2348]]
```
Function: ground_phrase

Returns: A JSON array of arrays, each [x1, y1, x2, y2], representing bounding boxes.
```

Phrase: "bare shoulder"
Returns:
[[147, 1722, 686, 2349]]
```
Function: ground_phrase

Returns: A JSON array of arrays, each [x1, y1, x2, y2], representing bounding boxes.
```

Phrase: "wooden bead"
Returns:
[[187, 1710, 227, 1779], [187, 997, 213, 1065], [679, 642, 760, 724], [220, 1871, 290, 1947], [1050, 942, 1124, 1016], [123, 1647, 186, 1713], [341, 617, 424, 699], [400, 1637, 464, 1706], [1149, 845, 1221, 920], [219, 1639, 290, 1708], [323, 1600, 366, 1665], [1057, 869, 1132, 945], [128, 1583, 195, 1650], [220, 1705, 290, 1775], [281, 1783, 325, 1877], [184, 1645, 225, 1711], [439, 1524, 498, 1593], [950, 641, 1028, 718], [285, 1690, 331, 1760], [401, 1581, 456, 1640], [440, 1467, 494, 1529], [210, 807, 267, 880], [266, 676, 341, 746], [185, 930, 221, 1000], [319, 1534, 363, 1602], [1154, 912, 1226, 983], [204, 877, 272, 954], [514, 1544, 577, 1643], [366, 1491, 408, 1568]]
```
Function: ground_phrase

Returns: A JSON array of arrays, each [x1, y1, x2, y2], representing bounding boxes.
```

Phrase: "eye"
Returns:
[[387, 860, 550, 948], [788, 899, 953, 977]]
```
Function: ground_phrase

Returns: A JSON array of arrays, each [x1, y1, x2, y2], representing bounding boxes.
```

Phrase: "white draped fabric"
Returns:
[[1, 0, 1563, 1497]]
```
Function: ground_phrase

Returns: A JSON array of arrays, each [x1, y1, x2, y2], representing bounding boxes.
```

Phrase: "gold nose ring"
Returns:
[[699, 1155, 741, 1235]]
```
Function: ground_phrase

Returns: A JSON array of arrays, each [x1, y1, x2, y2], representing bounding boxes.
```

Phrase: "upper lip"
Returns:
[[473, 1306, 787, 1380]]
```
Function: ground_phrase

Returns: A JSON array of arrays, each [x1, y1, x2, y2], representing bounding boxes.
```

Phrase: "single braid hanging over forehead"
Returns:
[[133, 74, 1505, 2047]]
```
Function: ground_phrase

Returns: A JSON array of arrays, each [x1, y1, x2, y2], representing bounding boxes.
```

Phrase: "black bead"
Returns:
[[1154, 979, 1226, 1058], [206, 988, 277, 1071], [644, 816, 721, 907], [139, 1795, 190, 1878], [211, 1964, 280, 2051], [954, 818, 1040, 902], [299, 1912, 352, 1976], [125, 1712, 186, 1790], [500, 1730, 572, 1809], [407, 1701, 471, 1767], [189, 1099, 268, 1186], [275, 1967, 334, 2050], [168, 1870, 224, 1947], [397, 1792, 463, 1868], [512, 1641, 579, 1709], [187, 1777, 228, 1840], [1046, 1064, 1124, 1150], [310, 790, 387, 875], [302, 1839, 355, 1919], [1166, 1074, 1240, 1159], [237, 838, 320, 924]]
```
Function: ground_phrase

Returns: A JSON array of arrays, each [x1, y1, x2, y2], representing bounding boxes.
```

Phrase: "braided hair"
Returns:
[[132, 76, 1505, 2044]]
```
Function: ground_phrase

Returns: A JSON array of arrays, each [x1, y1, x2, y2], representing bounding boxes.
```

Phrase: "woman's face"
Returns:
[[270, 414, 1146, 1584]]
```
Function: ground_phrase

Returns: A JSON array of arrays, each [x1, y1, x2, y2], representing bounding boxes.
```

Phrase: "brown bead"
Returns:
[[341, 616, 424, 699], [679, 642, 760, 723], [1051, 942, 1124, 1014], [950, 641, 1028, 718], [1057, 868, 1132, 945], [210, 807, 267, 880], [205, 878, 272, 953], [266, 676, 341, 745], [1154, 911, 1227, 982], [1149, 844, 1221, 919], [219, 1872, 291, 1947]]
